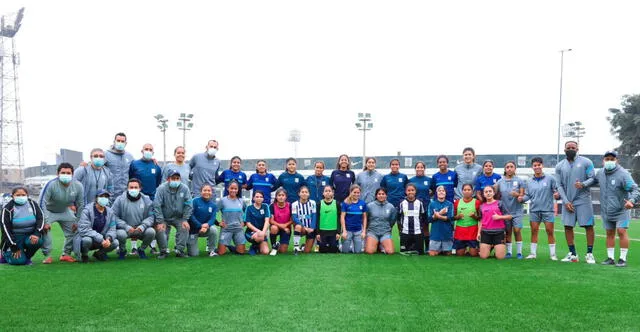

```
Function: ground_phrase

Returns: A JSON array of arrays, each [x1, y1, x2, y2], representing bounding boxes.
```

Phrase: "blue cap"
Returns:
[[603, 150, 618, 158], [167, 169, 181, 178], [96, 189, 111, 197]]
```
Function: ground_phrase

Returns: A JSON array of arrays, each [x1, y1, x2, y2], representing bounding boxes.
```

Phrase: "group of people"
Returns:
[[1, 133, 638, 267]]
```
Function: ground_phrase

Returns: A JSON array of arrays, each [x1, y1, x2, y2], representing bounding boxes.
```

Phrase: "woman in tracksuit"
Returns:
[[454, 147, 482, 200], [246, 160, 279, 205], [1, 187, 45, 265], [357, 157, 383, 204], [277, 158, 306, 203], [365, 188, 397, 254], [330, 154, 356, 203]]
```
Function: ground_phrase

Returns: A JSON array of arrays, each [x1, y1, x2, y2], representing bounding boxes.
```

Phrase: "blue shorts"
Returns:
[[530, 212, 555, 223], [506, 215, 524, 229], [429, 240, 453, 252], [245, 231, 267, 245], [220, 229, 246, 246], [603, 219, 630, 230], [367, 232, 392, 242], [453, 239, 479, 250], [562, 203, 594, 227]]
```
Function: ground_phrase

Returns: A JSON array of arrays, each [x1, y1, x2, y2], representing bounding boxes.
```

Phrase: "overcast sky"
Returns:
[[1, 0, 638, 167]]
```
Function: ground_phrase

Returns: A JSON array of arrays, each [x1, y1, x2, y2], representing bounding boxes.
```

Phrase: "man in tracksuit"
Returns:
[[40, 163, 85, 264], [128, 144, 163, 200], [105, 132, 135, 199], [74, 190, 118, 263], [113, 178, 156, 259], [154, 170, 193, 259], [74, 148, 114, 206], [189, 140, 221, 196], [555, 141, 597, 263], [592, 151, 640, 267]]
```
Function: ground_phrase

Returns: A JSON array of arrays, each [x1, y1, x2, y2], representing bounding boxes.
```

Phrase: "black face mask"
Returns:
[[565, 150, 577, 160]]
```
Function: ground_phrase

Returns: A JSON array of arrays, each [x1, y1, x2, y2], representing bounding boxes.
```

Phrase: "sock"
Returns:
[[131, 241, 138, 249], [587, 245, 593, 254], [294, 233, 301, 247], [531, 243, 538, 255], [150, 240, 157, 249], [568, 244, 576, 255], [607, 247, 614, 259], [270, 234, 277, 248], [620, 248, 628, 261], [549, 244, 556, 257], [423, 236, 430, 254], [506, 242, 513, 254], [516, 241, 523, 254]]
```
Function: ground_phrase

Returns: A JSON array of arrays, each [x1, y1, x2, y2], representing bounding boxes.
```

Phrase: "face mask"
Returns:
[[14, 196, 28, 205], [565, 150, 577, 160], [169, 180, 181, 189], [97, 197, 110, 207], [114, 142, 126, 151], [207, 148, 217, 157], [92, 158, 105, 167], [59, 174, 72, 184], [604, 161, 617, 171], [143, 151, 154, 160], [128, 189, 140, 198]]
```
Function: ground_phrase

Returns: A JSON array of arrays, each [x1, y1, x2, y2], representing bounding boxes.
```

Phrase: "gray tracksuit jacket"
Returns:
[[454, 163, 482, 199], [593, 165, 640, 222], [555, 155, 595, 206], [111, 192, 155, 231], [105, 147, 134, 198], [356, 170, 383, 203], [153, 182, 193, 223]]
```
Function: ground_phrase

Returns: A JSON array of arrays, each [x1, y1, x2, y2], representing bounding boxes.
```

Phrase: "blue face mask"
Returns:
[[92, 157, 105, 167], [169, 180, 181, 189], [114, 142, 126, 151], [97, 197, 110, 207], [14, 196, 28, 205], [143, 151, 153, 160], [128, 189, 140, 198], [59, 174, 72, 184], [604, 160, 617, 171]]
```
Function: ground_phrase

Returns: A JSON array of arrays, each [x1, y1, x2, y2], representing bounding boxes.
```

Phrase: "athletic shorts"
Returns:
[[400, 233, 422, 252], [220, 229, 246, 246], [603, 219, 630, 230], [561, 203, 594, 227], [453, 239, 479, 250], [245, 231, 267, 245], [505, 215, 523, 230], [530, 212, 555, 223], [429, 240, 453, 252], [367, 231, 392, 242], [480, 230, 505, 245]]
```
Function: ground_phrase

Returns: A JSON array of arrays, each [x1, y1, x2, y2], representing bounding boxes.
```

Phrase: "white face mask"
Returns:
[[207, 148, 217, 157], [143, 151, 154, 160], [604, 160, 617, 171]]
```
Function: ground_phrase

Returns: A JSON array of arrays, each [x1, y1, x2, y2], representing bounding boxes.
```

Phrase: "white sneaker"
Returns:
[[561, 252, 579, 262], [525, 254, 537, 259], [269, 248, 278, 256], [550, 255, 558, 261], [585, 253, 596, 264], [209, 251, 218, 257]]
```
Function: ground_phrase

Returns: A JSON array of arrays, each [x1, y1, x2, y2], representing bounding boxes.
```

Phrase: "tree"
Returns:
[[608, 94, 640, 183]]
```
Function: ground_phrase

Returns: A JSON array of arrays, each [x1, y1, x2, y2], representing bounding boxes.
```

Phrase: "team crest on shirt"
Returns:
[[493, 179, 497, 184], [140, 203, 144, 209], [209, 207, 213, 213], [448, 176, 451, 180], [424, 181, 429, 185], [473, 172, 477, 176], [346, 174, 351, 178], [611, 180, 616, 185], [295, 178, 299, 183], [513, 181, 518, 187], [359, 206, 363, 210], [398, 178, 403, 183], [151, 169, 156, 174], [374, 178, 378, 182], [543, 182, 547, 187], [321, 181, 326, 186], [180, 193, 184, 197], [260, 209, 264, 215]]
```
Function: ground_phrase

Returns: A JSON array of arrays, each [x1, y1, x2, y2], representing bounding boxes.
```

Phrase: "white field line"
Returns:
[[520, 226, 640, 242]]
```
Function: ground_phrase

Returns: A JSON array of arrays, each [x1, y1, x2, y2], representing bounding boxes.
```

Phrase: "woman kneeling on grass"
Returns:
[[244, 191, 271, 255], [1, 187, 45, 265], [427, 185, 454, 256], [269, 188, 293, 255], [365, 188, 397, 254], [292, 186, 317, 254], [477, 185, 511, 260], [315, 186, 341, 253], [340, 184, 367, 253], [217, 181, 246, 255], [453, 184, 481, 257]]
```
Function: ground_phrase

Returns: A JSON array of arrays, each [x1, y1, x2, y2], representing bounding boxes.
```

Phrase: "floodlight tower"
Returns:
[[355, 113, 373, 166], [0, 7, 25, 191], [155, 114, 168, 164], [288, 130, 301, 158], [177, 113, 194, 150]]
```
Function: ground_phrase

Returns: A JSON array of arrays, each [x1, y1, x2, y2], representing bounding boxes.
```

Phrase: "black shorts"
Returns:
[[480, 230, 505, 245], [400, 233, 423, 253]]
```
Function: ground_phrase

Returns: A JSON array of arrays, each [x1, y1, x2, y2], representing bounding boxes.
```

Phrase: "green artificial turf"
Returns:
[[2, 218, 640, 331]]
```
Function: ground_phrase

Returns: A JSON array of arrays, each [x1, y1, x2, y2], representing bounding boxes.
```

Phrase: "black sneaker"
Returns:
[[157, 252, 168, 260], [93, 252, 108, 262], [616, 259, 627, 267], [175, 250, 187, 258], [81, 255, 89, 263], [601, 258, 615, 265], [137, 248, 147, 259]]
